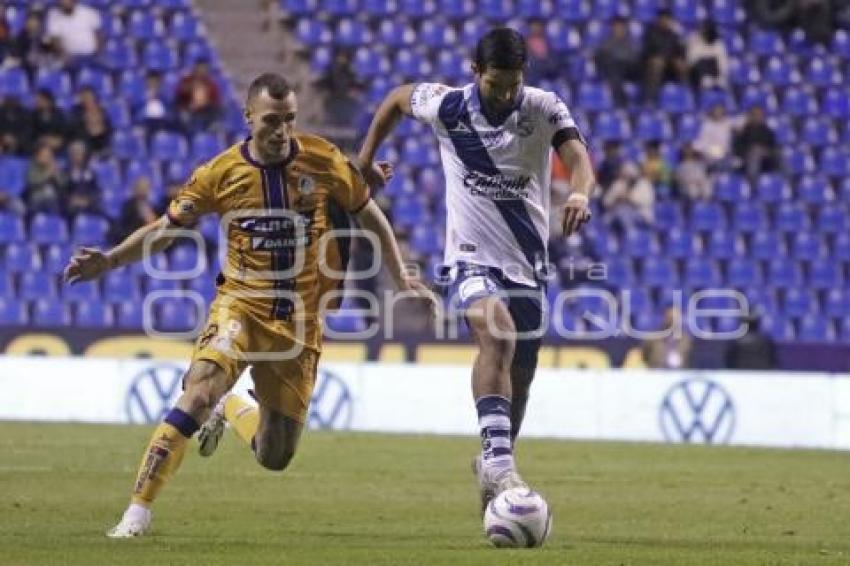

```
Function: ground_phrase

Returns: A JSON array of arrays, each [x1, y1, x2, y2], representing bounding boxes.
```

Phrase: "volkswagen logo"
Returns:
[[125, 364, 185, 424], [307, 368, 353, 431], [659, 378, 735, 444]]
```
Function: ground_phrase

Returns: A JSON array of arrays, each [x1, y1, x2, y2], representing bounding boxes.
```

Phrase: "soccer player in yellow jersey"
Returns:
[[63, 73, 431, 537]]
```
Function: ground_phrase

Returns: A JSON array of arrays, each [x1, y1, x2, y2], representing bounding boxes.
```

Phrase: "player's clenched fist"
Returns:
[[63, 247, 111, 284], [562, 194, 592, 236]]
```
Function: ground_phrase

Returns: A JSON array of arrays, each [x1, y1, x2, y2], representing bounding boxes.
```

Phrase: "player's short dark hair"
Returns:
[[246, 73, 293, 103], [474, 27, 527, 71]]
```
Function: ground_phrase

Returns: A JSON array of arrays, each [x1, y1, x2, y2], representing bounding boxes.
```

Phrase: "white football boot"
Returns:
[[106, 504, 152, 538], [198, 394, 229, 457], [473, 454, 530, 516]]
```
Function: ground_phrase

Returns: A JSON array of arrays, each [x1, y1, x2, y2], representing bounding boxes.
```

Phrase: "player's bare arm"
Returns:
[[556, 137, 595, 236], [63, 215, 176, 284], [354, 198, 437, 304], [356, 84, 416, 186]]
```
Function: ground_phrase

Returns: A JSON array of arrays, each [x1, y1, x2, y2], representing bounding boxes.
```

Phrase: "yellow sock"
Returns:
[[224, 395, 259, 445], [129, 409, 198, 507]]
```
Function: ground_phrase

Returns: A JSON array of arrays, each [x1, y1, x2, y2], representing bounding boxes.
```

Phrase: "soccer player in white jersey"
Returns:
[[356, 28, 596, 511]]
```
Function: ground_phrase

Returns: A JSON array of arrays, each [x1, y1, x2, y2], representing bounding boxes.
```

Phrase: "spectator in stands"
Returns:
[[725, 313, 777, 370], [642, 306, 692, 369], [733, 105, 779, 183], [526, 20, 559, 83], [693, 103, 734, 170], [686, 20, 729, 93], [110, 176, 157, 243], [641, 140, 671, 187], [70, 86, 112, 155], [137, 70, 171, 136], [0, 17, 13, 65], [24, 140, 67, 214], [641, 10, 688, 103], [0, 188, 25, 215], [31, 89, 67, 151], [175, 59, 222, 133], [315, 49, 363, 136], [45, 0, 102, 64], [65, 139, 101, 218], [13, 11, 55, 79], [155, 182, 181, 217], [674, 142, 712, 200], [596, 140, 624, 190], [602, 161, 655, 235], [0, 95, 33, 155], [595, 16, 639, 106]]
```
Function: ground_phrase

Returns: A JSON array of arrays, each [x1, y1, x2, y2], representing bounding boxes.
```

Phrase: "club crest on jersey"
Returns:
[[516, 114, 534, 137], [298, 175, 316, 194]]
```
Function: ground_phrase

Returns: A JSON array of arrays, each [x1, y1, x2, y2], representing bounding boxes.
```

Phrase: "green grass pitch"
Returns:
[[1, 421, 849, 565]]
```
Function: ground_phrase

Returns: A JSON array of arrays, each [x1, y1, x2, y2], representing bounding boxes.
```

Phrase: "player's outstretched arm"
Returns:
[[354, 198, 436, 302], [357, 84, 415, 185], [556, 138, 596, 236], [63, 215, 176, 284]]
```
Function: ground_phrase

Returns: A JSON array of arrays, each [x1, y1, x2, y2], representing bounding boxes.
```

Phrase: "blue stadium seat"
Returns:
[[684, 257, 721, 288], [169, 245, 204, 273], [755, 174, 789, 202], [727, 258, 762, 287], [635, 112, 671, 141], [104, 98, 131, 130], [151, 131, 189, 161], [624, 229, 658, 256], [781, 86, 816, 116], [771, 116, 797, 145], [116, 300, 144, 329], [335, 18, 368, 48], [131, 253, 169, 276], [729, 56, 760, 86], [394, 50, 428, 78], [75, 302, 114, 329], [593, 111, 629, 140], [740, 85, 777, 113], [399, 0, 437, 17], [774, 203, 810, 233], [76, 68, 113, 98], [30, 214, 69, 245], [295, 19, 328, 47], [801, 117, 836, 148], [438, 0, 475, 20], [782, 147, 815, 176], [833, 29, 850, 59], [19, 272, 56, 301], [641, 257, 677, 287], [35, 68, 73, 99], [809, 260, 841, 289], [767, 259, 802, 288], [820, 147, 848, 178], [325, 311, 367, 334], [763, 56, 796, 87], [32, 299, 70, 328], [157, 299, 199, 332], [144, 277, 181, 294], [112, 130, 148, 160], [103, 269, 140, 302], [690, 201, 725, 232], [420, 19, 455, 49], [0, 296, 28, 325], [63, 280, 100, 303], [750, 29, 784, 57], [126, 160, 162, 188], [42, 244, 71, 275], [0, 66, 30, 98], [749, 231, 783, 260], [653, 200, 684, 231], [791, 232, 824, 259], [834, 233, 850, 263], [128, 11, 163, 40], [798, 315, 833, 343], [545, 21, 582, 53], [143, 41, 178, 72], [435, 50, 465, 81], [707, 230, 740, 259], [190, 132, 224, 163], [184, 40, 213, 65], [816, 207, 846, 234], [379, 20, 415, 49], [280, 0, 317, 17], [659, 84, 694, 113], [517, 0, 552, 18], [603, 257, 634, 287], [391, 195, 427, 227], [72, 214, 110, 245], [663, 228, 695, 259], [671, 0, 702, 24], [362, 0, 395, 17], [353, 49, 389, 79], [783, 289, 814, 318], [823, 89, 849, 119], [0, 213, 25, 244], [4, 242, 41, 273], [187, 276, 216, 305], [322, 0, 358, 17], [714, 174, 749, 202], [169, 10, 200, 41], [824, 289, 850, 318], [632, 0, 659, 22], [732, 201, 767, 234], [0, 156, 27, 196], [806, 57, 840, 87]]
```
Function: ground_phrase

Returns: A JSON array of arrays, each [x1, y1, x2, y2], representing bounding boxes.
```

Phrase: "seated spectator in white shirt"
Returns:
[[46, 0, 101, 61], [693, 103, 735, 170]]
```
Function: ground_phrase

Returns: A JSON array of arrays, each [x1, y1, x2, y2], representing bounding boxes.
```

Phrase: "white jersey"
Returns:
[[410, 83, 583, 286]]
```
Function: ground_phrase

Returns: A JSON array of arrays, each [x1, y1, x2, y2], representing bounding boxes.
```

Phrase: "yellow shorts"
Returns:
[[191, 296, 320, 424]]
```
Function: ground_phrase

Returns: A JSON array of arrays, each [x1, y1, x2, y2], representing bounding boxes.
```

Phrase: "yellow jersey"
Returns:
[[166, 132, 370, 351]]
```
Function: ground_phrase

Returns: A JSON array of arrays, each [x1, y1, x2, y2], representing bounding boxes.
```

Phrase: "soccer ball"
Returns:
[[483, 487, 552, 548]]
